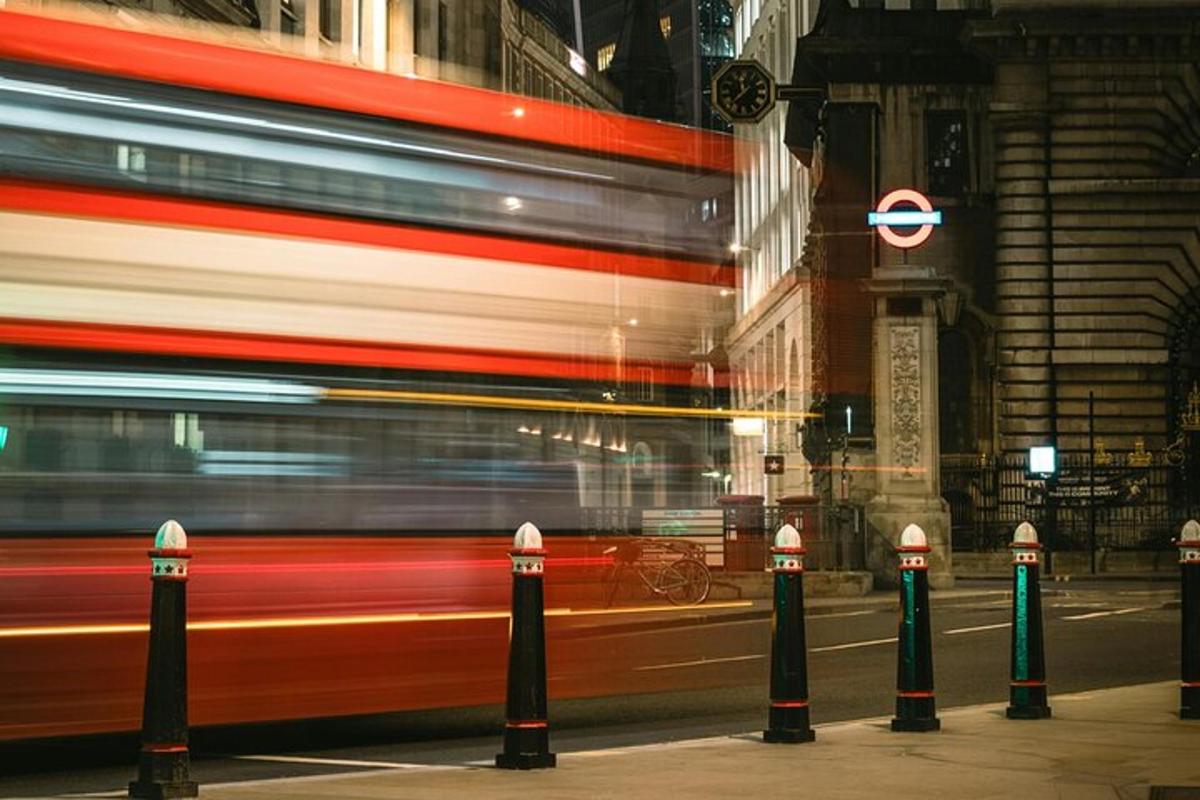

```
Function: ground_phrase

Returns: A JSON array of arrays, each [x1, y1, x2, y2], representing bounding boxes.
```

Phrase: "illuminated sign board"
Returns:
[[868, 189, 943, 249], [1029, 446, 1056, 475]]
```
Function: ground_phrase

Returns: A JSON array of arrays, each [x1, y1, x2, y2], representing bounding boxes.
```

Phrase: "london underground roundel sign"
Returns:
[[867, 189, 943, 249]]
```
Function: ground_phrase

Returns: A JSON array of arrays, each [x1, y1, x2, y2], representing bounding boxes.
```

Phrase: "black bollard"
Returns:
[[1179, 519, 1200, 720], [129, 520, 198, 800], [1007, 521, 1051, 719], [763, 523, 816, 743], [891, 523, 940, 733], [495, 522, 556, 769]]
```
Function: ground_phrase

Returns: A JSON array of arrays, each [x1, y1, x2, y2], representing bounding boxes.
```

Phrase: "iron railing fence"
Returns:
[[941, 452, 1198, 553]]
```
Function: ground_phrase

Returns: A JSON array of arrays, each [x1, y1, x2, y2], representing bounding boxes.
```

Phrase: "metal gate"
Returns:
[[941, 451, 1198, 555]]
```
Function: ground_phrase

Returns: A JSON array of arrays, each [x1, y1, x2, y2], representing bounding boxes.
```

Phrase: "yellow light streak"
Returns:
[[0, 622, 150, 638], [323, 388, 815, 421], [0, 601, 755, 638]]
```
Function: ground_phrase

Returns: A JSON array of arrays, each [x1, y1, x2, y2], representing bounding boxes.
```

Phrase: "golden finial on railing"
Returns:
[[1129, 437, 1152, 467], [1182, 381, 1200, 432], [1093, 438, 1113, 466]]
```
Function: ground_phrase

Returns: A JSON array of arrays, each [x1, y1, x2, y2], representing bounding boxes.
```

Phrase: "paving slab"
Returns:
[[192, 681, 1199, 800]]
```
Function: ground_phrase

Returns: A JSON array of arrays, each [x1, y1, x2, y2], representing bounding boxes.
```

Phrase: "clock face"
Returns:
[[712, 60, 775, 123]]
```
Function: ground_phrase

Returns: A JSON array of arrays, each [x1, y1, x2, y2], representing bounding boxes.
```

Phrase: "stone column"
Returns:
[[863, 266, 953, 589]]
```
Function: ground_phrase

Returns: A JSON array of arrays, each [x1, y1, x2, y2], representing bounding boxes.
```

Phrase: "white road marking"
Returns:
[[811, 609, 879, 620], [634, 653, 764, 671], [233, 754, 446, 769], [1115, 590, 1177, 596], [811, 637, 897, 653], [1061, 606, 1151, 621], [683, 608, 884, 626], [944, 622, 1012, 635], [205, 764, 463, 791]]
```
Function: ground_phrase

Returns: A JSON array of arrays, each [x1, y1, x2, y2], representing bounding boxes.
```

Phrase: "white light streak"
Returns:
[[0, 369, 319, 404], [0, 77, 612, 182]]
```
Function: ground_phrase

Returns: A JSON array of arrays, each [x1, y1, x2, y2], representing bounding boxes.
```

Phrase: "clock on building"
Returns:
[[711, 59, 776, 124]]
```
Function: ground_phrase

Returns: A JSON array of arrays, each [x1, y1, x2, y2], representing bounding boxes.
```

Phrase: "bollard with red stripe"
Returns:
[[495, 522, 556, 769], [129, 520, 198, 800], [1007, 521, 1051, 719], [1178, 519, 1200, 720], [763, 523, 816, 743], [891, 523, 940, 732]]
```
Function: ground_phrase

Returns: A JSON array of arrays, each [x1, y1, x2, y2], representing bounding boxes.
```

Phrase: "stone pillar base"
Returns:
[[864, 496, 953, 590]]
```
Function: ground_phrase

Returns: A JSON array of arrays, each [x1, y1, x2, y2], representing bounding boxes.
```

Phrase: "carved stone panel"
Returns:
[[890, 325, 921, 477]]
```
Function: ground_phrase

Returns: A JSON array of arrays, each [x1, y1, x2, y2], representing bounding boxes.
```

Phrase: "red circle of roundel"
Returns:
[[874, 189, 935, 249]]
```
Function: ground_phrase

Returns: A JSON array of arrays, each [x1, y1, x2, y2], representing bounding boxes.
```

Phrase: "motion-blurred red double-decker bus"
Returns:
[[0, 9, 735, 741]]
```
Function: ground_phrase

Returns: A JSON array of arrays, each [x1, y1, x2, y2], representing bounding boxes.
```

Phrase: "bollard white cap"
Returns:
[[1013, 521, 1039, 546], [154, 519, 188, 550], [513, 521, 543, 551], [774, 523, 803, 549], [1179, 520, 1200, 565], [150, 520, 190, 579], [899, 523, 927, 549]]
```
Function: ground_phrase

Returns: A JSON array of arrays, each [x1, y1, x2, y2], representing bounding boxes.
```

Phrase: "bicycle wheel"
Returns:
[[664, 558, 711, 606]]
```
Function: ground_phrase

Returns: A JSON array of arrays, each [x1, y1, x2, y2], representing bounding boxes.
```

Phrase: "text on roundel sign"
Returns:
[[867, 189, 943, 249]]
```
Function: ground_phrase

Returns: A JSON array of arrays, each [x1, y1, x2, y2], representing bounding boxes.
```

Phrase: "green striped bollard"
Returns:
[[891, 523, 940, 733], [1179, 519, 1200, 720], [763, 523, 815, 743], [495, 522, 556, 769], [129, 520, 198, 800], [1007, 521, 1051, 719]]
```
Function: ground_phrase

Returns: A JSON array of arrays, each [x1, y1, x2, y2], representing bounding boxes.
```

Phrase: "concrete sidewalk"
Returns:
[[196, 682, 1199, 800]]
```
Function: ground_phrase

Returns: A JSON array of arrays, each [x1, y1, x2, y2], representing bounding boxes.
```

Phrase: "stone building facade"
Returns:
[[972, 2, 1200, 462], [729, 0, 1200, 583], [20, 0, 619, 109], [725, 0, 821, 504]]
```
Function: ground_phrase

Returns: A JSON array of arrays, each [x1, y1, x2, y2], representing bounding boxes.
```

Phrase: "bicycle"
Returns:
[[601, 537, 712, 607]]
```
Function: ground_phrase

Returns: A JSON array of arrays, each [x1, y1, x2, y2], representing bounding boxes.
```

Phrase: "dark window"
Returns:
[[938, 329, 974, 454], [437, 2, 448, 61], [926, 110, 969, 197], [887, 297, 923, 317], [911, 0, 937, 9], [280, 0, 299, 35], [319, 0, 338, 41], [414, 0, 434, 59], [484, 4, 501, 87]]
